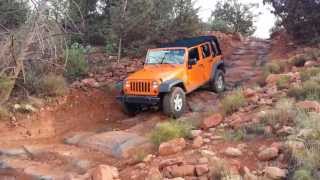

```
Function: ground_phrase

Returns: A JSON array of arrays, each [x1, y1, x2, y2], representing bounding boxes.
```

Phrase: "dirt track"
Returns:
[[0, 37, 272, 179]]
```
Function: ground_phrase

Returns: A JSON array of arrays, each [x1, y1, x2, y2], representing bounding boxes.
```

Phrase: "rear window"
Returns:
[[201, 43, 211, 58], [189, 48, 200, 61]]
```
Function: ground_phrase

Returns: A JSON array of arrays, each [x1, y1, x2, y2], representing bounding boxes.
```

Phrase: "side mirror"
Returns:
[[188, 58, 197, 66]]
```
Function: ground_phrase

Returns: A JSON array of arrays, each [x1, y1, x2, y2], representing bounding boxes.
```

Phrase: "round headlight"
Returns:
[[125, 80, 130, 88], [152, 81, 159, 89]]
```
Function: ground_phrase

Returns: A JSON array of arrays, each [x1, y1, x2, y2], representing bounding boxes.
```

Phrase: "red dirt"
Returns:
[[0, 88, 128, 147]]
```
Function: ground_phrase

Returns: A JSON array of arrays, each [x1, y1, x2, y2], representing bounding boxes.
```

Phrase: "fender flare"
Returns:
[[159, 79, 185, 93], [211, 60, 225, 80]]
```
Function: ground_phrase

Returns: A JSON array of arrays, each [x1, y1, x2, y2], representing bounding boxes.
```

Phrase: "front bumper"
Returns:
[[116, 95, 160, 105]]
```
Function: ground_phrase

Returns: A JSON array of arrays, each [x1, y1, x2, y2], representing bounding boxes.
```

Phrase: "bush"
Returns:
[[260, 98, 296, 127], [293, 168, 313, 180], [300, 67, 320, 82], [0, 106, 9, 120], [276, 75, 290, 89], [150, 121, 193, 146], [264, 62, 283, 74], [39, 74, 68, 97], [0, 76, 14, 99], [221, 89, 246, 115], [65, 43, 88, 80], [220, 128, 246, 142], [288, 80, 320, 101], [290, 54, 307, 67]]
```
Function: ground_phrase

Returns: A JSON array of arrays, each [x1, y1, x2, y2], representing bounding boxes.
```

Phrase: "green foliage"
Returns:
[[293, 168, 313, 180], [209, 0, 257, 35], [264, 0, 320, 44], [0, 76, 14, 99], [300, 67, 320, 82], [210, 19, 233, 33], [0, 106, 9, 121], [260, 98, 297, 127], [65, 43, 88, 79], [220, 128, 246, 142], [290, 54, 307, 67], [66, 0, 200, 55], [276, 75, 290, 89], [39, 74, 68, 97], [288, 80, 320, 101], [150, 121, 193, 146], [0, 0, 29, 29], [221, 89, 246, 115], [264, 61, 286, 74]]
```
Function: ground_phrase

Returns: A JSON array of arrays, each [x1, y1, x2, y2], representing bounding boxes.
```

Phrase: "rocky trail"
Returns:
[[0, 37, 276, 180]]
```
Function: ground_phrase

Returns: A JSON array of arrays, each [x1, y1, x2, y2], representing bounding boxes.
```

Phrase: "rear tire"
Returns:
[[162, 87, 186, 118], [210, 69, 225, 93]]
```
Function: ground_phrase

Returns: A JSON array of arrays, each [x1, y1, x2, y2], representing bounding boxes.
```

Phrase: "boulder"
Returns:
[[243, 166, 258, 180], [224, 147, 243, 157], [296, 100, 320, 113], [66, 131, 151, 158], [304, 61, 317, 67], [82, 78, 100, 88], [192, 136, 204, 149], [167, 165, 195, 177], [195, 164, 209, 176], [244, 88, 256, 98], [146, 167, 162, 180], [276, 126, 294, 136], [264, 167, 286, 179], [258, 147, 279, 161], [190, 130, 202, 138], [201, 114, 223, 130], [159, 138, 186, 156], [91, 165, 119, 180]]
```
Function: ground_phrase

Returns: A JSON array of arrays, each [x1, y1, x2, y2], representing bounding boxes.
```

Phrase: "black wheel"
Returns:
[[210, 69, 225, 93], [122, 102, 139, 116], [162, 87, 186, 118]]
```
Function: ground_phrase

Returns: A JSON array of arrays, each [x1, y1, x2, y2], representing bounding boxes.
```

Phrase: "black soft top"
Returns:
[[160, 36, 222, 55]]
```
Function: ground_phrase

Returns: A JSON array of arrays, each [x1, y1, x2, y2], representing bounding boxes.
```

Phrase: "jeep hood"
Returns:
[[127, 65, 185, 82]]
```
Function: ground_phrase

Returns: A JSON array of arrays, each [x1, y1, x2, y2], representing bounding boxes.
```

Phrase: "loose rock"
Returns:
[[224, 147, 243, 157], [264, 167, 286, 179], [201, 114, 223, 130], [159, 138, 186, 156], [258, 147, 279, 161]]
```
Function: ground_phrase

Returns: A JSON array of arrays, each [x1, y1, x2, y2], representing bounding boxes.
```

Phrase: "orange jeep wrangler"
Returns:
[[117, 36, 225, 118]]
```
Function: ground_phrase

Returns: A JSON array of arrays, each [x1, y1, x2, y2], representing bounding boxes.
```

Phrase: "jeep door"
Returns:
[[200, 42, 215, 81], [201, 41, 221, 81], [186, 47, 206, 92]]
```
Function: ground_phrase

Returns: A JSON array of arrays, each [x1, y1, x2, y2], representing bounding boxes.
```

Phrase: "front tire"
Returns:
[[210, 69, 225, 93], [122, 102, 138, 116], [162, 87, 186, 118]]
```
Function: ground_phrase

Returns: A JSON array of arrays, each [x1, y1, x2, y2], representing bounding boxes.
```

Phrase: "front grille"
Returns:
[[129, 81, 151, 94]]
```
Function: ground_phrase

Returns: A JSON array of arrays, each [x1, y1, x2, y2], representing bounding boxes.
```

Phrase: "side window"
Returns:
[[189, 48, 200, 61], [201, 43, 211, 58], [211, 41, 219, 56]]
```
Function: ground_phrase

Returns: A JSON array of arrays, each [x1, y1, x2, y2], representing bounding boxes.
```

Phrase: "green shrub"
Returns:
[[276, 75, 290, 89], [0, 76, 14, 98], [290, 54, 307, 67], [0, 106, 9, 120], [221, 89, 246, 115], [288, 80, 320, 101], [150, 121, 193, 146], [39, 74, 68, 97], [261, 98, 297, 126], [300, 67, 320, 82], [264, 62, 283, 74], [220, 128, 246, 142], [293, 168, 313, 180], [65, 43, 88, 79]]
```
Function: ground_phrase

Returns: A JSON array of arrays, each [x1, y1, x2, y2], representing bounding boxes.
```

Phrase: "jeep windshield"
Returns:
[[146, 49, 185, 65]]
